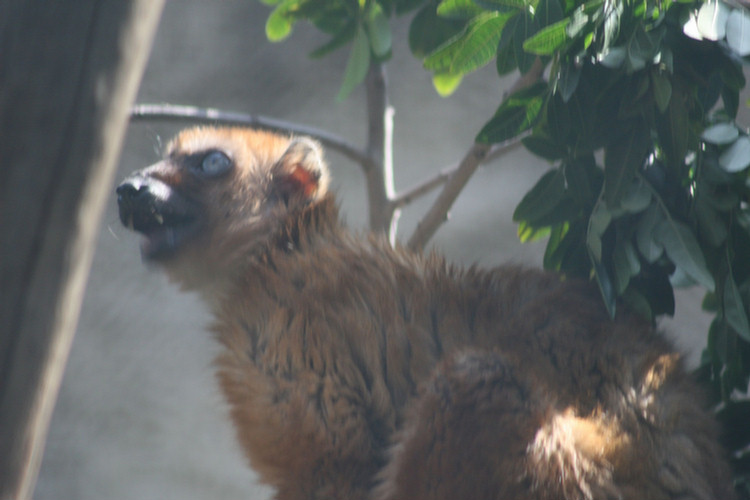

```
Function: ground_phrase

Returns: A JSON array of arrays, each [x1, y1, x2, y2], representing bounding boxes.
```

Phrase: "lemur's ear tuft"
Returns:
[[273, 138, 330, 204]]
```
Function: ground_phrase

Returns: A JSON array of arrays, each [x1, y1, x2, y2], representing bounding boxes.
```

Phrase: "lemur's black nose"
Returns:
[[116, 176, 147, 206], [116, 176, 158, 231], [116, 174, 195, 236]]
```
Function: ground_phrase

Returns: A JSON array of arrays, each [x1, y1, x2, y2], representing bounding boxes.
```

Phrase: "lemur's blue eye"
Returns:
[[200, 151, 232, 176]]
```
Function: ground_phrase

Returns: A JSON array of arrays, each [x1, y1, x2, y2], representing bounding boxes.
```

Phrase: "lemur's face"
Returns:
[[117, 127, 328, 286]]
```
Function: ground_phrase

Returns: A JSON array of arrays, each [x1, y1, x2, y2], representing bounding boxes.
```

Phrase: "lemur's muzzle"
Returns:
[[117, 174, 199, 260]]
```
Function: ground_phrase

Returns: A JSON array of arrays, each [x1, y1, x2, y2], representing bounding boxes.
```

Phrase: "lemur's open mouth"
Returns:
[[117, 176, 199, 260]]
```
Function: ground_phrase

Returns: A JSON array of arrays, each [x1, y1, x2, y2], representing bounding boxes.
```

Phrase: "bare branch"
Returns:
[[131, 103, 373, 169], [394, 166, 456, 210], [392, 135, 525, 210], [406, 62, 546, 251], [407, 142, 491, 251], [362, 63, 396, 235]]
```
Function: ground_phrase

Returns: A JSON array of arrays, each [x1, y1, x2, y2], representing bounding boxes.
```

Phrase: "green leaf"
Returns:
[[727, 9, 750, 57], [437, 0, 484, 19], [603, 120, 650, 207], [309, 20, 357, 58], [546, 75, 604, 152], [476, 0, 530, 8], [513, 168, 566, 224], [337, 25, 371, 101], [476, 81, 548, 143], [598, 46, 627, 68], [654, 218, 715, 290], [702, 122, 740, 145], [720, 55, 746, 91], [601, 0, 622, 55], [496, 13, 520, 76], [522, 133, 567, 160], [587, 200, 612, 262], [513, 11, 538, 73], [432, 72, 464, 96], [614, 238, 641, 294], [297, 0, 352, 34], [546, 219, 591, 276], [721, 85, 740, 119], [450, 12, 514, 74], [523, 18, 570, 55], [266, 0, 300, 41], [688, 0, 730, 41], [636, 205, 664, 262], [651, 70, 672, 114], [365, 2, 392, 57], [518, 220, 551, 242], [719, 136, 750, 173], [566, 6, 590, 38], [695, 193, 728, 247], [716, 401, 750, 452], [703, 291, 719, 312], [656, 82, 691, 173], [556, 60, 581, 102], [409, 4, 466, 58], [423, 24, 470, 71], [564, 155, 601, 206], [724, 275, 750, 342], [618, 177, 651, 214], [535, 0, 563, 27], [423, 12, 511, 73], [626, 24, 664, 72], [542, 222, 567, 268]]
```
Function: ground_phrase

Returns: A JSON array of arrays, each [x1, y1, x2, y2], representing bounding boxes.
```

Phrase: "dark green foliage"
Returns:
[[258, 0, 750, 494]]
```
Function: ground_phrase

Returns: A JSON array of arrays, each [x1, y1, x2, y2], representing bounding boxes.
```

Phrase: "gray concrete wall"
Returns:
[[36, 1, 725, 499]]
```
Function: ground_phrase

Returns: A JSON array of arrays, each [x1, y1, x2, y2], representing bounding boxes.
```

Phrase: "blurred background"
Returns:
[[35, 1, 733, 498]]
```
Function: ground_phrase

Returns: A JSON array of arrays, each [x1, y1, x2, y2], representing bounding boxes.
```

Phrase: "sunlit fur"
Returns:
[[118, 127, 734, 500]]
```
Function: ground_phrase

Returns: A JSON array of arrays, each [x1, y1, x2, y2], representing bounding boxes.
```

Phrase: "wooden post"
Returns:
[[0, 2, 164, 499]]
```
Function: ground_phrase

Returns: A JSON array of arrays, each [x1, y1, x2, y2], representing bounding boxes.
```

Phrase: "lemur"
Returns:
[[117, 126, 734, 500]]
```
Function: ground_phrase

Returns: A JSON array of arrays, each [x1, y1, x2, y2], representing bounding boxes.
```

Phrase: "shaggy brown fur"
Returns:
[[117, 126, 734, 500]]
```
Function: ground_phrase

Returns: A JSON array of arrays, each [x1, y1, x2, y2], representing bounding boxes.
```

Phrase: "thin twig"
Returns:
[[391, 135, 526, 210], [130, 103, 373, 169], [406, 60, 546, 251]]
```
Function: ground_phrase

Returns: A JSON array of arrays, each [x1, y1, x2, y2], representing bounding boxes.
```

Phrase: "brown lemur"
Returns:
[[117, 126, 734, 500]]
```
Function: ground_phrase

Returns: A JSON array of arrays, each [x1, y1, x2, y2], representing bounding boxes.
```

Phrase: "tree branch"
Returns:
[[406, 60, 546, 251], [407, 142, 491, 251], [363, 62, 396, 235], [392, 135, 525, 210], [131, 103, 374, 169]]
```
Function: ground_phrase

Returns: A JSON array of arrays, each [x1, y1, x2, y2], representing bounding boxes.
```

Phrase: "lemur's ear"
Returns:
[[273, 138, 329, 204]]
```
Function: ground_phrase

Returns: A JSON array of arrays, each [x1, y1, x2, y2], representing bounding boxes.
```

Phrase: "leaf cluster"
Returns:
[[257, 0, 750, 494]]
